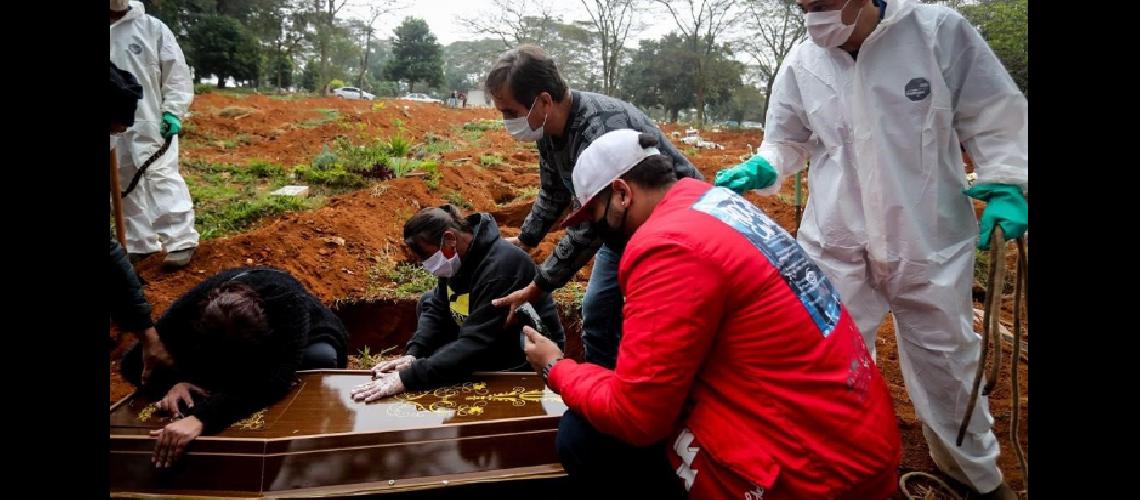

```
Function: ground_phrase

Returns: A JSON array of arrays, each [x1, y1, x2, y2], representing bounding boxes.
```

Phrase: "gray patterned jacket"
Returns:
[[518, 90, 703, 291]]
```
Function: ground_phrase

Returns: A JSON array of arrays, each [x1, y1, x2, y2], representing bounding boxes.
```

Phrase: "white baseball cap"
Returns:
[[562, 129, 661, 227]]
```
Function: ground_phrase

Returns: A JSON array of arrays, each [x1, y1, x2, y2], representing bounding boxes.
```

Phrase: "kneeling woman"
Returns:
[[352, 205, 564, 402], [122, 267, 349, 467]]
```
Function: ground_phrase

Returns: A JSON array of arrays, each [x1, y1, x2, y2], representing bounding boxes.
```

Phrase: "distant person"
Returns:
[[460, 92, 468, 108]]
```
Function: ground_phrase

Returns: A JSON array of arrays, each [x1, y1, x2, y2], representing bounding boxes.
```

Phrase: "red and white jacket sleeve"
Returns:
[[548, 240, 724, 446]]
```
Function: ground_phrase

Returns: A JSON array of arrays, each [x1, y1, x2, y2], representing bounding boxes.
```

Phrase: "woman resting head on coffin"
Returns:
[[351, 204, 565, 402], [120, 267, 350, 467]]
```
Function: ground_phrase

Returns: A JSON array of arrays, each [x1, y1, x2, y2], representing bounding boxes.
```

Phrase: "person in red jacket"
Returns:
[[523, 129, 902, 499]]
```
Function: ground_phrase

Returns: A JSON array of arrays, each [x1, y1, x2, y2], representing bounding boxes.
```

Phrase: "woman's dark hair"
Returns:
[[403, 204, 473, 258], [197, 282, 269, 345], [620, 133, 676, 188]]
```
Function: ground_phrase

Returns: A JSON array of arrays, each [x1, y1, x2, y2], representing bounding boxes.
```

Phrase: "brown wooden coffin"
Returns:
[[110, 370, 568, 497]]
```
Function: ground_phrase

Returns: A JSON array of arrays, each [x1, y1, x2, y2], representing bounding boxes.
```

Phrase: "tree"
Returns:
[[383, 17, 444, 92], [353, 1, 406, 91], [621, 32, 742, 123], [577, 0, 639, 95], [740, 0, 805, 124], [654, 0, 742, 125], [456, 0, 562, 48], [300, 58, 319, 91], [443, 39, 504, 92], [302, 0, 352, 95], [959, 0, 1027, 97], [622, 35, 692, 122], [709, 84, 766, 124], [266, 51, 294, 88], [188, 15, 261, 87]]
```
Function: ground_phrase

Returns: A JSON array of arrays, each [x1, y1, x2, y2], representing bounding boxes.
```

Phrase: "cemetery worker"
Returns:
[[523, 130, 902, 498], [110, 60, 174, 385], [111, 0, 199, 268], [121, 267, 350, 468], [712, 0, 1027, 497], [351, 205, 564, 402], [485, 44, 701, 371]]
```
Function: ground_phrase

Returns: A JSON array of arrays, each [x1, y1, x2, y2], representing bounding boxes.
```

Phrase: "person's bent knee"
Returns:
[[301, 342, 339, 370]]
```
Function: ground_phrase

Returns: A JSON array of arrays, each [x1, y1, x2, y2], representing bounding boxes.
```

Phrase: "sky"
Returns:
[[342, 0, 694, 46]]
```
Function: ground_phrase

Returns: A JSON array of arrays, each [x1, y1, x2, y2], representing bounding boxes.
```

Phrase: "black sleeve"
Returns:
[[399, 265, 531, 391], [109, 236, 153, 332], [190, 285, 308, 434], [518, 153, 572, 248], [405, 282, 456, 358]]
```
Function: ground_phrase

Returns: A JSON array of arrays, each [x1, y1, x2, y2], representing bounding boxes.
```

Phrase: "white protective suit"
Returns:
[[756, 0, 1027, 493], [110, 1, 197, 255]]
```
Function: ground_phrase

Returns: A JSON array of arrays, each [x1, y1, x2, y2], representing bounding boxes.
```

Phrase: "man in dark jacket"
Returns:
[[352, 206, 564, 402], [484, 45, 701, 372], [122, 267, 349, 467], [110, 59, 173, 384]]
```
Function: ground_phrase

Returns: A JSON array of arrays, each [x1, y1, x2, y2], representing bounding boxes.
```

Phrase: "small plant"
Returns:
[[463, 119, 501, 132], [684, 147, 699, 157], [392, 118, 405, 131], [196, 195, 309, 239], [480, 154, 504, 167], [300, 109, 340, 128], [386, 136, 412, 157], [329, 79, 346, 90], [193, 83, 214, 95], [247, 160, 284, 179], [388, 157, 417, 178], [293, 165, 366, 188], [420, 160, 442, 190], [514, 186, 540, 199], [312, 144, 338, 170], [462, 130, 484, 144], [444, 191, 472, 209], [384, 263, 437, 299]]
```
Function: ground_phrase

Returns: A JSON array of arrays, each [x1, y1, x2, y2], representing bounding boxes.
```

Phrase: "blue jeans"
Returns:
[[581, 245, 624, 369], [300, 342, 340, 369], [556, 410, 685, 497]]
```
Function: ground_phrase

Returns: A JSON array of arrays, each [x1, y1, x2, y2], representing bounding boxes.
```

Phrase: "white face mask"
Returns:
[[805, 0, 864, 48], [504, 96, 547, 142], [422, 235, 462, 278]]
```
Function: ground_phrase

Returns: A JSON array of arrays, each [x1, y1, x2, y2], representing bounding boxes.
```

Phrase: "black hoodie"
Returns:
[[127, 267, 349, 433], [400, 213, 565, 391]]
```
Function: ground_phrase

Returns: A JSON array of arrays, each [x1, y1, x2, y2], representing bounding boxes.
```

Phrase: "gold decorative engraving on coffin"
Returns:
[[388, 381, 560, 417], [230, 409, 267, 430], [135, 402, 267, 430]]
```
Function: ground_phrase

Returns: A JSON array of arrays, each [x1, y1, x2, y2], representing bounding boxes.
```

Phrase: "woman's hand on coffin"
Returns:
[[351, 371, 406, 403], [149, 416, 203, 468]]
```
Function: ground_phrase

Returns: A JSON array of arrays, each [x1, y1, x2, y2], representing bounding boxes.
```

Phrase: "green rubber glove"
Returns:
[[714, 154, 778, 194], [161, 111, 182, 138], [964, 183, 1027, 250]]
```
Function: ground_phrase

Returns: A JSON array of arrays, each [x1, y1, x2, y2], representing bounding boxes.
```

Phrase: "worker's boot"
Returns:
[[163, 247, 196, 269], [924, 424, 1019, 499]]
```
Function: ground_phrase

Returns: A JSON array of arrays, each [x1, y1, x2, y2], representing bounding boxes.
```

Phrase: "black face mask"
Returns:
[[593, 191, 629, 252]]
